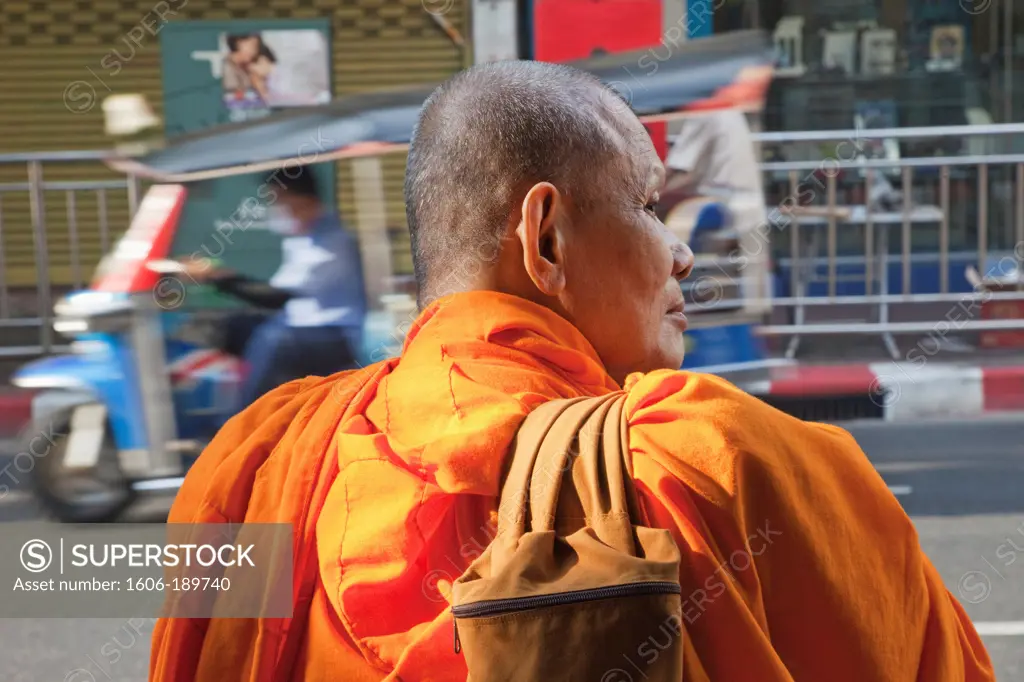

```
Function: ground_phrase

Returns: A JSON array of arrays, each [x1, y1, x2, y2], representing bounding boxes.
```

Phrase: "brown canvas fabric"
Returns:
[[452, 393, 685, 681]]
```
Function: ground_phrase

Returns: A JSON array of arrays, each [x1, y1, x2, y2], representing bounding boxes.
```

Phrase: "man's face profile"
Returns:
[[517, 102, 693, 382], [406, 61, 694, 383]]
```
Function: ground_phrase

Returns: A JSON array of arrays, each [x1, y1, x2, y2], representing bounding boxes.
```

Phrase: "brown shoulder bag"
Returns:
[[452, 392, 685, 681]]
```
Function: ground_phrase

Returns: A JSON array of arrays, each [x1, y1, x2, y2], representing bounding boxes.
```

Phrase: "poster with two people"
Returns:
[[159, 19, 336, 281], [220, 30, 331, 117], [161, 19, 332, 134]]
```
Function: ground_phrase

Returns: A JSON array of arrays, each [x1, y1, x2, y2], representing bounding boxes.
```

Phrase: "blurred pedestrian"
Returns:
[[181, 164, 367, 415], [660, 109, 771, 314]]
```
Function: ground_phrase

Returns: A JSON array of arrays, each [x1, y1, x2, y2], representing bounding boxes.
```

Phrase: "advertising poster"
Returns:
[[860, 28, 897, 76], [929, 24, 965, 70], [220, 30, 332, 117], [161, 20, 332, 134], [159, 19, 336, 281]]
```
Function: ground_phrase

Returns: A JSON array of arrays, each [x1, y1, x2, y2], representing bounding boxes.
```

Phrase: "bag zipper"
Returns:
[[451, 581, 680, 654]]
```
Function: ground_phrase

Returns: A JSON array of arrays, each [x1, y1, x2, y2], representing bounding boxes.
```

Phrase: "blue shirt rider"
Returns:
[[182, 164, 367, 414]]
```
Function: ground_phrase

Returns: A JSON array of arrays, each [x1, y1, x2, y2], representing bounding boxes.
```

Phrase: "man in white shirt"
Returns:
[[183, 165, 367, 415], [659, 110, 770, 315]]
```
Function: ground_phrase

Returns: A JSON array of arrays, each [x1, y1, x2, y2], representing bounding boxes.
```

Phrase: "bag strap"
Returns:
[[497, 392, 646, 555]]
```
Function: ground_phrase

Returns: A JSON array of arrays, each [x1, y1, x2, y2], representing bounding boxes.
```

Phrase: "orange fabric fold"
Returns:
[[150, 290, 994, 682]]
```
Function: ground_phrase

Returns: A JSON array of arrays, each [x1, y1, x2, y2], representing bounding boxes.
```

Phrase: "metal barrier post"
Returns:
[[27, 160, 52, 352], [978, 164, 988, 275], [901, 166, 912, 296], [127, 173, 140, 218], [827, 172, 837, 299], [864, 169, 874, 294], [940, 165, 950, 294], [97, 187, 110, 254], [1005, 0, 1013, 123], [0, 195, 8, 320], [1017, 164, 1024, 290], [785, 170, 802, 359], [877, 216, 899, 359], [866, 169, 899, 359], [66, 190, 82, 289]]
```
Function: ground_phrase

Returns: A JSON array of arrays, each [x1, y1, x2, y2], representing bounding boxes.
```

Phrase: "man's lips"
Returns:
[[665, 300, 688, 329]]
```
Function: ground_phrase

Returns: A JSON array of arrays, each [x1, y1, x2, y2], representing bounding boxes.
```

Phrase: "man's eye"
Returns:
[[644, 202, 659, 214]]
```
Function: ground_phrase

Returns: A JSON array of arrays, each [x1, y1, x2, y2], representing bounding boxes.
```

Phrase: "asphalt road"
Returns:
[[0, 416, 1022, 681], [844, 417, 1024, 680]]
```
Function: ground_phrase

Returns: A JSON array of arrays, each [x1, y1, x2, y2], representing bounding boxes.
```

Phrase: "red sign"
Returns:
[[981, 299, 1024, 349], [532, 0, 667, 159]]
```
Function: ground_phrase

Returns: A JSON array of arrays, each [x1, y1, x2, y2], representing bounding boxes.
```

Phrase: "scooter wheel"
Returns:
[[26, 407, 137, 523]]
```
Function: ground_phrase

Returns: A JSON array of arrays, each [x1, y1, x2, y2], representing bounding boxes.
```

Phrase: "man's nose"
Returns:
[[667, 234, 694, 282]]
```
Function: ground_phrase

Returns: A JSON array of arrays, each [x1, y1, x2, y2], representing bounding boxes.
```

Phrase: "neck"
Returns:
[[420, 276, 500, 312], [419, 233, 552, 311]]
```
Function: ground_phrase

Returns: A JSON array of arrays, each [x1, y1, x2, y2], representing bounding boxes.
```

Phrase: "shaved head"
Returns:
[[404, 59, 636, 307], [404, 59, 691, 382]]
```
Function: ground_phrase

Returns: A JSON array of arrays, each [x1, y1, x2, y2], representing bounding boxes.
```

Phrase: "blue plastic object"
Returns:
[[681, 323, 763, 370], [693, 202, 728, 231], [772, 249, 1019, 299], [688, 202, 731, 252]]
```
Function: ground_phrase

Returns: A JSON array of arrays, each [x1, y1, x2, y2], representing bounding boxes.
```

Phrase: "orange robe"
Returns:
[[150, 291, 994, 682]]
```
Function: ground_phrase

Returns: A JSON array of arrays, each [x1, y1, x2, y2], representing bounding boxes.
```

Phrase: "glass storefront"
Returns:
[[715, 0, 1024, 136], [709, 0, 1024, 262]]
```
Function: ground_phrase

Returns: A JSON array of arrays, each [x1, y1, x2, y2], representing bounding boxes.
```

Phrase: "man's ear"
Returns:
[[516, 182, 567, 296]]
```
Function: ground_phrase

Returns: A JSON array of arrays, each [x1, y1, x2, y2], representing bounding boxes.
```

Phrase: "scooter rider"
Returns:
[[181, 164, 367, 416]]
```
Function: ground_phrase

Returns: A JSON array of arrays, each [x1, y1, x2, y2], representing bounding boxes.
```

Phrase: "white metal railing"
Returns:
[[677, 123, 1024, 360], [4, 124, 1024, 361], [0, 151, 139, 356], [750, 122, 1024, 143]]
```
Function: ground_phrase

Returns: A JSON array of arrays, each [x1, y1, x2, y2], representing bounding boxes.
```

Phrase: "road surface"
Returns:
[[0, 416, 1021, 680], [846, 417, 1024, 680]]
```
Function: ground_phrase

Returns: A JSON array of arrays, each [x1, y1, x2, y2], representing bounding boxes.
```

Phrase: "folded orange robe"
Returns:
[[150, 291, 994, 682]]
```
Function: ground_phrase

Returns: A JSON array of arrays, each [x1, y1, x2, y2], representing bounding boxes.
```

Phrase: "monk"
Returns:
[[149, 60, 994, 681]]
